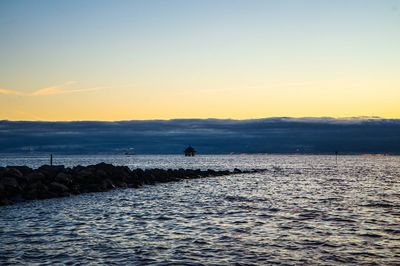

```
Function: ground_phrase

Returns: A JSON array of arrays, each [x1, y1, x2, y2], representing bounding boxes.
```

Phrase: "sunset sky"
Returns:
[[0, 0, 399, 121]]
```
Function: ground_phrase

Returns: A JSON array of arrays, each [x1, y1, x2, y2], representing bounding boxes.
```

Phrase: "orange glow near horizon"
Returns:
[[1, 1, 400, 121], [1, 78, 399, 121]]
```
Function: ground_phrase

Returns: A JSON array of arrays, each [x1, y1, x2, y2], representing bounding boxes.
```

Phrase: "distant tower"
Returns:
[[184, 145, 196, 156]]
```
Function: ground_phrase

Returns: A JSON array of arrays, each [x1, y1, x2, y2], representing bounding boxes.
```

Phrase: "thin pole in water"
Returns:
[[50, 154, 53, 166], [335, 151, 338, 166]]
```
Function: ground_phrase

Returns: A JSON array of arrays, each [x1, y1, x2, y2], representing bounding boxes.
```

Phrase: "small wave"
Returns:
[[224, 195, 255, 203], [383, 228, 400, 234], [358, 233, 383, 238], [322, 216, 357, 223], [156, 215, 173, 220], [363, 201, 397, 209]]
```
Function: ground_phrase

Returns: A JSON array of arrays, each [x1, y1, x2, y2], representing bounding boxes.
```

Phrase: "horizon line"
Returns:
[[1, 116, 400, 123]]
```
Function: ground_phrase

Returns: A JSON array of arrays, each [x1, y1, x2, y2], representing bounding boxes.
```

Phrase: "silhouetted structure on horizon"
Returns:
[[184, 145, 196, 156]]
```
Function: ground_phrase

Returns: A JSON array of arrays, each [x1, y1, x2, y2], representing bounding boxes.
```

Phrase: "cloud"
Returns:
[[31, 86, 105, 96], [0, 81, 106, 96], [0, 88, 23, 95], [1, 118, 400, 154]]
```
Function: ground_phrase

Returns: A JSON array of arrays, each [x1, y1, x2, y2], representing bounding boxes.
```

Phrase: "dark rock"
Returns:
[[77, 168, 93, 177], [82, 184, 103, 193], [234, 168, 242, 173], [0, 177, 21, 196], [115, 181, 128, 188], [3, 168, 23, 179], [25, 172, 46, 183], [49, 182, 69, 194], [0, 164, 240, 206], [68, 183, 81, 195], [55, 172, 73, 185], [25, 189, 39, 200], [206, 169, 216, 176], [110, 166, 131, 183], [25, 181, 48, 192], [23, 182, 46, 199], [126, 171, 140, 187], [143, 170, 156, 185], [74, 168, 94, 184], [38, 165, 65, 179], [11, 166, 33, 176], [96, 169, 108, 180], [101, 179, 115, 190], [93, 162, 115, 175], [0, 198, 13, 206], [72, 165, 85, 173]]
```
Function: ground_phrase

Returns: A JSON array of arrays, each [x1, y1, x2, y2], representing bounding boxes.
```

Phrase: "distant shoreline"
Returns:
[[0, 153, 399, 157]]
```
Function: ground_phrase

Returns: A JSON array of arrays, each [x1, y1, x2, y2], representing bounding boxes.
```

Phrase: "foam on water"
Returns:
[[1, 155, 400, 265]]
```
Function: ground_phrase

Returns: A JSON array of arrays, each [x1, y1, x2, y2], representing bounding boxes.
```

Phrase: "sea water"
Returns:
[[1, 155, 399, 265]]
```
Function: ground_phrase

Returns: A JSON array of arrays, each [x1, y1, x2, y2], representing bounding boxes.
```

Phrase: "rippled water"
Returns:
[[1, 155, 400, 265]]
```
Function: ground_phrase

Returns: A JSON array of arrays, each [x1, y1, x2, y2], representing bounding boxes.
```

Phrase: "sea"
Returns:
[[0, 154, 399, 265]]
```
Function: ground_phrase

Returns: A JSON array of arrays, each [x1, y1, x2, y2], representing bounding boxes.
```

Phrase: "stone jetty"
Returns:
[[0, 163, 263, 206]]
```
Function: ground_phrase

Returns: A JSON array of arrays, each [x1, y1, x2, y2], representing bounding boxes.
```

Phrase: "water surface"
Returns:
[[1, 155, 399, 265]]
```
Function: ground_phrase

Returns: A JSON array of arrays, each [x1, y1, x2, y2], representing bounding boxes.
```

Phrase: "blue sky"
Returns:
[[1, 0, 399, 120]]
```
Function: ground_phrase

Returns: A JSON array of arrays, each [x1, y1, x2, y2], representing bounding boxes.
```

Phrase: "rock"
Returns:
[[126, 171, 142, 187], [0, 198, 13, 206], [74, 168, 93, 183], [101, 179, 115, 190], [0, 163, 240, 206], [24, 181, 49, 200], [11, 166, 32, 176], [69, 183, 81, 195], [49, 182, 69, 194], [38, 165, 65, 179], [3, 168, 23, 179], [115, 181, 128, 188], [206, 169, 216, 176], [25, 172, 46, 183], [25, 189, 39, 200], [81, 184, 103, 193], [132, 169, 145, 184], [143, 171, 156, 185], [0, 177, 21, 196], [109, 166, 131, 183], [234, 168, 242, 173], [55, 172, 72, 185], [96, 169, 108, 180], [93, 162, 115, 176], [25, 181, 47, 191], [72, 165, 85, 173]]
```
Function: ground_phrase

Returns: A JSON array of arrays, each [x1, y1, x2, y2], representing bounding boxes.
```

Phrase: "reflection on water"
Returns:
[[1, 155, 400, 264]]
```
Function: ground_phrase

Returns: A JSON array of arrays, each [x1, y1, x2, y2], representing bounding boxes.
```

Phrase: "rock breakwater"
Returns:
[[0, 163, 262, 206]]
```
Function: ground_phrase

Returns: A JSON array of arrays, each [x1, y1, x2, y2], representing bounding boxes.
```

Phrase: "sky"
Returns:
[[0, 0, 399, 121]]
